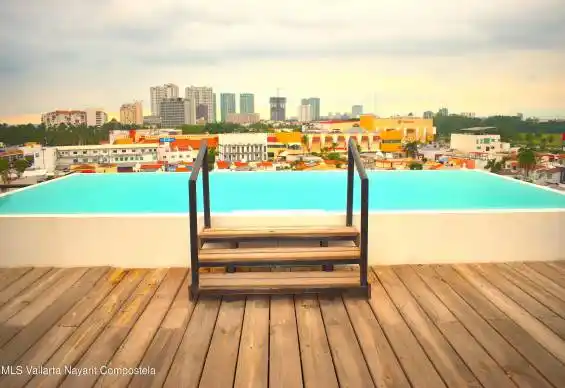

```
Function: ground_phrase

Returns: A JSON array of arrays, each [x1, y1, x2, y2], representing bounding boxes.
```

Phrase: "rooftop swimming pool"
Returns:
[[0, 170, 564, 215]]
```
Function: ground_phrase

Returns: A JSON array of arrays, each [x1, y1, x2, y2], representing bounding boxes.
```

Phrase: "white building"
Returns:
[[158, 147, 199, 165], [119, 102, 143, 125], [298, 104, 313, 122], [185, 86, 214, 123], [150, 83, 179, 116], [217, 133, 268, 162], [54, 143, 162, 168], [450, 131, 502, 154], [85, 108, 108, 127], [41, 110, 87, 128]]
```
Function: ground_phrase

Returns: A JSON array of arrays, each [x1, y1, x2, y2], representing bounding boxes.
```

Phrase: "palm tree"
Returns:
[[0, 159, 10, 184], [403, 141, 419, 158], [331, 142, 338, 152], [518, 147, 536, 177], [301, 135, 310, 154]]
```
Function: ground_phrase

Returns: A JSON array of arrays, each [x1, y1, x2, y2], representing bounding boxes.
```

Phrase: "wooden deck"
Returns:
[[1, 262, 565, 387]]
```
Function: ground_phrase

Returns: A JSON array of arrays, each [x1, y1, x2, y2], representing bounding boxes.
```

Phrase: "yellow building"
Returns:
[[379, 130, 404, 153], [267, 132, 303, 158], [359, 115, 436, 143]]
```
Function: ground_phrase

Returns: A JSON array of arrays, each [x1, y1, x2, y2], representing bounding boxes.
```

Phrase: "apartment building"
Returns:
[[298, 104, 313, 122], [185, 86, 214, 123], [85, 108, 108, 127], [226, 113, 260, 125], [220, 93, 236, 122], [120, 101, 144, 125], [150, 83, 179, 116], [240, 93, 255, 114], [160, 98, 196, 127], [217, 133, 268, 162], [54, 144, 161, 168], [41, 110, 87, 128]]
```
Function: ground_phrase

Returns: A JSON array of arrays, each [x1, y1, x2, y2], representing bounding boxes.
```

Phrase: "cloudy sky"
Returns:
[[1, 0, 564, 124]]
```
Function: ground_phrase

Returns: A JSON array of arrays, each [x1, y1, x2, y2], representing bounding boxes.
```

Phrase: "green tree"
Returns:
[[13, 159, 29, 178], [517, 147, 536, 177], [403, 141, 419, 158], [207, 147, 216, 171], [0, 159, 10, 183], [408, 162, 423, 170], [301, 134, 309, 154], [331, 142, 338, 151]]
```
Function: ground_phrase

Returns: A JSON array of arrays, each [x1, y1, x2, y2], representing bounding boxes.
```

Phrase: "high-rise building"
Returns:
[[270, 97, 287, 121], [220, 93, 236, 122], [150, 83, 179, 116], [84, 108, 108, 127], [119, 101, 143, 125], [185, 86, 214, 123], [423, 111, 434, 119], [213, 93, 217, 122], [352, 105, 363, 118], [41, 110, 87, 128], [298, 104, 313, 122], [240, 93, 255, 114], [438, 107, 449, 116], [160, 98, 196, 127], [307, 98, 320, 120]]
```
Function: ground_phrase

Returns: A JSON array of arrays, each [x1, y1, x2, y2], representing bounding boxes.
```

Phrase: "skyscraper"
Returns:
[[306, 97, 320, 121], [240, 93, 255, 114], [270, 97, 286, 121], [150, 83, 179, 116], [213, 93, 217, 122], [185, 86, 214, 123], [220, 93, 236, 122], [352, 105, 363, 118]]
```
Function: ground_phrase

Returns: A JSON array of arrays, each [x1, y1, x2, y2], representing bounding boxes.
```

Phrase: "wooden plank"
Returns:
[[0, 268, 32, 292], [200, 271, 359, 289], [200, 246, 360, 262], [506, 262, 565, 302], [202, 271, 356, 280], [0, 267, 52, 307], [199, 296, 246, 388], [295, 295, 339, 388], [454, 265, 565, 366], [0, 268, 89, 347], [368, 269, 446, 388], [526, 262, 565, 288], [164, 297, 221, 387], [234, 296, 270, 388], [0, 268, 70, 324], [0, 268, 108, 365], [94, 268, 186, 388], [319, 296, 375, 387], [374, 266, 479, 387], [470, 263, 565, 338], [497, 263, 565, 320], [26, 269, 147, 388], [200, 226, 359, 239], [393, 265, 514, 388], [129, 273, 196, 388], [343, 296, 410, 388], [431, 264, 555, 388], [269, 296, 303, 388], [60, 269, 168, 387], [0, 268, 122, 388]]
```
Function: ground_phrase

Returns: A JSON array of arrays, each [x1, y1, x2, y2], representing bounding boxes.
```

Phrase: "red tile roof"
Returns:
[[216, 161, 230, 169], [234, 161, 248, 167]]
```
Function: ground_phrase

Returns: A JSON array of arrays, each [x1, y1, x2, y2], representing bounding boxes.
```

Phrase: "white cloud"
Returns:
[[0, 0, 564, 121]]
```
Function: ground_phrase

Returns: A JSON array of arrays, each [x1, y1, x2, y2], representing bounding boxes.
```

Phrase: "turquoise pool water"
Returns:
[[0, 171, 564, 214]]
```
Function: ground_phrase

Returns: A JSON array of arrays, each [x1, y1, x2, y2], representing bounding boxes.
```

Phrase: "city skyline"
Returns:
[[1, 0, 564, 124]]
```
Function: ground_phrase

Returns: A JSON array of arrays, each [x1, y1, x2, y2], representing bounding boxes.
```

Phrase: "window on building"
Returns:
[[73, 151, 78, 155], [73, 159, 78, 163]]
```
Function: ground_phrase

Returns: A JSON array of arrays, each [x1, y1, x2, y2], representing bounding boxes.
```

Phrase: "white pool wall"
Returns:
[[1, 209, 563, 267]]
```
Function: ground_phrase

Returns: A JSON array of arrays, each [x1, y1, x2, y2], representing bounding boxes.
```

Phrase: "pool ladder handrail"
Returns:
[[346, 137, 369, 288], [188, 139, 211, 297]]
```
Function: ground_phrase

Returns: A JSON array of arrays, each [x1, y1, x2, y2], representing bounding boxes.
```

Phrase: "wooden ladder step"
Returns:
[[197, 271, 369, 297], [199, 246, 361, 266], [199, 226, 359, 242]]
